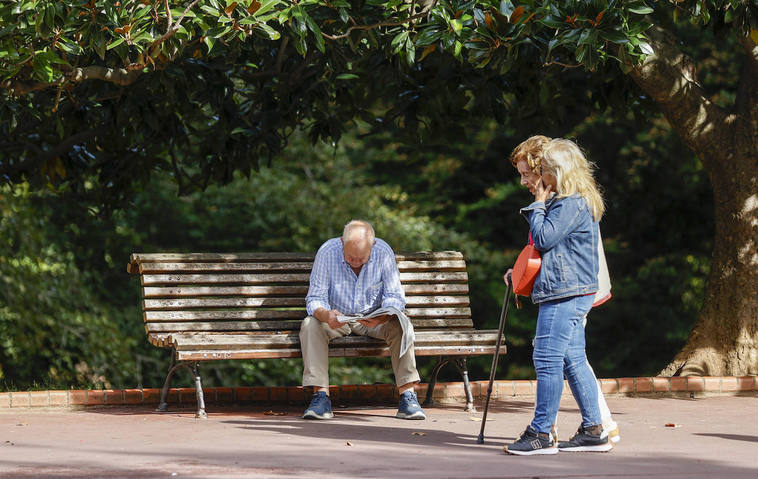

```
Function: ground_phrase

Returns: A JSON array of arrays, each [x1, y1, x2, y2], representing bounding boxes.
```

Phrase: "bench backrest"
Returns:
[[128, 252, 472, 348]]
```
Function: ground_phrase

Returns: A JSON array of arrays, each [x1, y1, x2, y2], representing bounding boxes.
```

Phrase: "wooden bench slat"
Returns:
[[129, 251, 463, 264], [131, 252, 316, 263], [142, 286, 309, 297], [141, 273, 311, 285], [405, 307, 472, 318], [175, 343, 501, 360], [142, 283, 469, 297], [142, 295, 470, 310], [140, 271, 468, 286], [143, 297, 305, 310], [137, 259, 467, 274], [145, 318, 475, 333], [169, 330, 500, 350], [145, 310, 307, 321], [143, 307, 472, 321], [139, 262, 315, 273]]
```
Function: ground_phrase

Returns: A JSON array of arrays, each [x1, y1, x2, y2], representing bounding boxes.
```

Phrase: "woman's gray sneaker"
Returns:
[[558, 425, 613, 452], [504, 425, 559, 455]]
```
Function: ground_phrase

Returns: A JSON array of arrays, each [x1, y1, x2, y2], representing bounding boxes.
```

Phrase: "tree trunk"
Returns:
[[629, 27, 758, 376]]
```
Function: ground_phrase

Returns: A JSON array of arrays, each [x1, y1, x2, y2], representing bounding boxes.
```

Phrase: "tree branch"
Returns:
[[165, 0, 199, 39], [165, 0, 173, 32], [627, 25, 737, 169], [66, 66, 143, 86], [145, 0, 200, 61], [1, 79, 55, 96], [321, 10, 432, 40]]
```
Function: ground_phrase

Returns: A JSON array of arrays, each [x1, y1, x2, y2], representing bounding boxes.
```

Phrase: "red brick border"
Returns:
[[1, 376, 755, 409]]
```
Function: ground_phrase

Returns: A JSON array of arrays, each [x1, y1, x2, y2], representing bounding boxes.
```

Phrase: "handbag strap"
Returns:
[[528, 232, 534, 245]]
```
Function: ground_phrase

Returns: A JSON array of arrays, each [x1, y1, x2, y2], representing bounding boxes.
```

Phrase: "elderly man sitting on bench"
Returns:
[[299, 219, 426, 420]]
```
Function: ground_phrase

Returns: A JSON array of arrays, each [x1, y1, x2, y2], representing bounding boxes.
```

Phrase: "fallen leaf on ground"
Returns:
[[346, 441, 352, 446], [664, 423, 681, 428], [263, 410, 287, 416], [412, 432, 426, 436]]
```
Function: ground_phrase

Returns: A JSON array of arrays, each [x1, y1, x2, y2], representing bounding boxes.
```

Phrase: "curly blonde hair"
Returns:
[[509, 135, 551, 174]]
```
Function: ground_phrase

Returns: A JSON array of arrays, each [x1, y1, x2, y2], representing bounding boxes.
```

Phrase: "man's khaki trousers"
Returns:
[[299, 315, 421, 388]]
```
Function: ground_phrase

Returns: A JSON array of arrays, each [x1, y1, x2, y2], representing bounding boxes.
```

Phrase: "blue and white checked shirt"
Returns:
[[306, 238, 406, 316]]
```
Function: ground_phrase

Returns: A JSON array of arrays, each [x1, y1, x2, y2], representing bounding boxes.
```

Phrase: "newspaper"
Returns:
[[337, 306, 415, 358]]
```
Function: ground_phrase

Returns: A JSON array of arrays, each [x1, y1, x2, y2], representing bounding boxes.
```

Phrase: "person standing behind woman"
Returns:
[[504, 137, 613, 455]]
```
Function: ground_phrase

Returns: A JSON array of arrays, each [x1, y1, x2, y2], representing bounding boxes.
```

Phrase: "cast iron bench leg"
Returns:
[[156, 353, 207, 419], [422, 356, 448, 408], [452, 356, 476, 413], [192, 362, 207, 419], [422, 356, 475, 412], [156, 352, 180, 413]]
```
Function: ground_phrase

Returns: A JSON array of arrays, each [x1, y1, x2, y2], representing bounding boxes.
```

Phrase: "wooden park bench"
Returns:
[[127, 251, 505, 418]]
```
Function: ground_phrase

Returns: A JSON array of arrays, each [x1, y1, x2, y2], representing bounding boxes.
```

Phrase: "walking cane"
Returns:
[[477, 272, 512, 444]]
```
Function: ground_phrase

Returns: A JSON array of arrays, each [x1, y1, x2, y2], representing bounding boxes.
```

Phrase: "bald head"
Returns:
[[342, 220, 376, 272]]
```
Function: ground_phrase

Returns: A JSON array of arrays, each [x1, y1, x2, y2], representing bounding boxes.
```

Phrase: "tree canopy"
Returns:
[[0, 0, 686, 205]]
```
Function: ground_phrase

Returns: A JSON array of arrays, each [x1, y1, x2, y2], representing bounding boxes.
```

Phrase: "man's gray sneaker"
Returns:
[[396, 390, 426, 419], [303, 391, 334, 419], [504, 425, 559, 456], [558, 425, 613, 452]]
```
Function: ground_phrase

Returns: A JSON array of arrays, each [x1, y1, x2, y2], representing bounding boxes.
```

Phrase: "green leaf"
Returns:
[[170, 8, 196, 18], [134, 5, 153, 21], [304, 13, 324, 53], [338, 8, 349, 24], [253, 0, 282, 17], [575, 44, 587, 63], [107, 37, 125, 50], [391, 31, 408, 54], [335, 73, 359, 80], [204, 35, 217, 53], [453, 40, 462, 59], [92, 32, 106, 61], [207, 26, 232, 38], [450, 18, 462, 35], [599, 30, 629, 44], [628, 4, 654, 15], [253, 22, 280, 40], [638, 41, 654, 55], [415, 27, 443, 46], [32, 51, 56, 82], [405, 39, 415, 65], [499, 0, 514, 18], [540, 16, 564, 29]]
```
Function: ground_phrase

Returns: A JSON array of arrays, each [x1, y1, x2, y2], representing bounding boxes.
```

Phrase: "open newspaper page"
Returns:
[[337, 306, 415, 357]]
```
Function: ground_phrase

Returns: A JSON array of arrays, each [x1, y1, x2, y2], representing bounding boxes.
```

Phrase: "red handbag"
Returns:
[[512, 233, 542, 296]]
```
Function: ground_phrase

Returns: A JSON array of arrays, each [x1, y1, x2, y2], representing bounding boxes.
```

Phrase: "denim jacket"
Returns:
[[520, 193, 599, 303]]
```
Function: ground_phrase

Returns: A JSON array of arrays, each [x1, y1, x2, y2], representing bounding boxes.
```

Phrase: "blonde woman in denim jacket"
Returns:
[[504, 137, 613, 455]]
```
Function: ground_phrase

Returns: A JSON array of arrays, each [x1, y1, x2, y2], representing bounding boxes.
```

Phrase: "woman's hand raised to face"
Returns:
[[534, 179, 553, 203]]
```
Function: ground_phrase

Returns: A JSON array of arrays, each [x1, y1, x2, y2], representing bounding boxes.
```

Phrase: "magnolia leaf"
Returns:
[[638, 41, 654, 55]]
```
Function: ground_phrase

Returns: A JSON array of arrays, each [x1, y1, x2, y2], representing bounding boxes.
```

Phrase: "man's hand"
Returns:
[[315, 308, 343, 329], [358, 314, 392, 328]]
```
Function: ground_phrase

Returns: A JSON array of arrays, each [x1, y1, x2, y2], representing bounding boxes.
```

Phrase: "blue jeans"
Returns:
[[530, 294, 601, 434]]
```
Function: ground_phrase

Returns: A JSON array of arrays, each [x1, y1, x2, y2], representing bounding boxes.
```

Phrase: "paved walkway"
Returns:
[[1, 395, 756, 478]]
